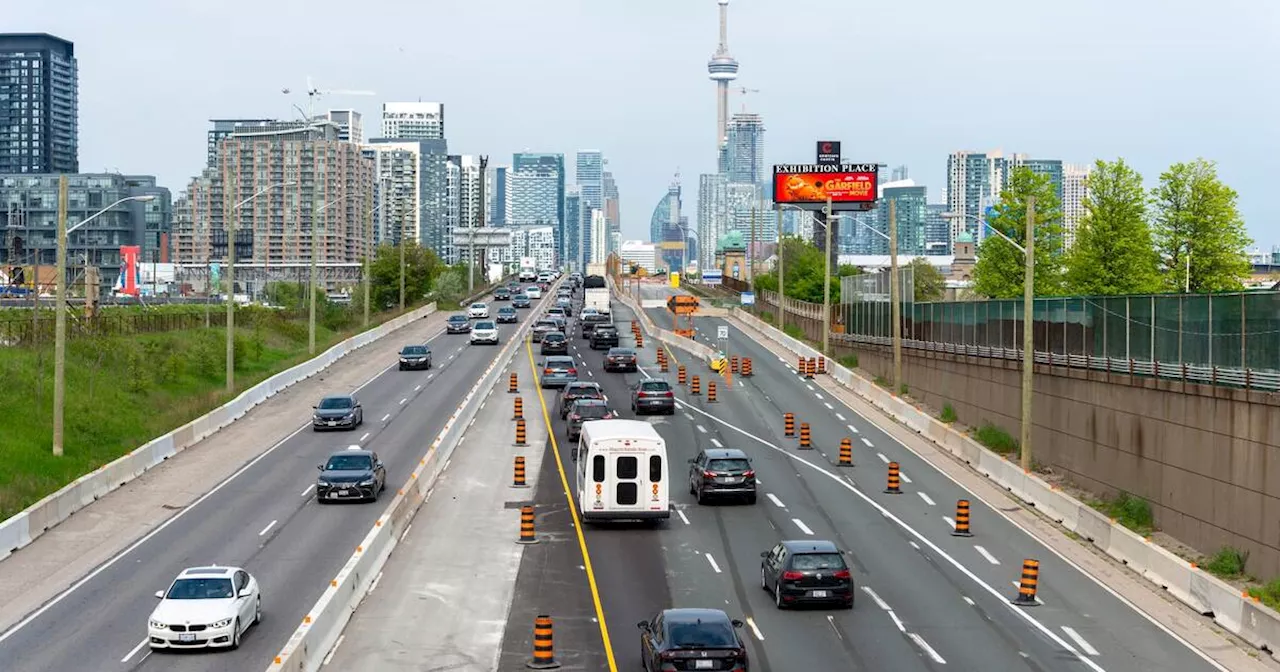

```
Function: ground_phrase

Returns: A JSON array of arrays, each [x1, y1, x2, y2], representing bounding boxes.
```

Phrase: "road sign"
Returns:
[[717, 326, 729, 340], [701, 269, 723, 286], [816, 141, 841, 165], [740, 291, 755, 306]]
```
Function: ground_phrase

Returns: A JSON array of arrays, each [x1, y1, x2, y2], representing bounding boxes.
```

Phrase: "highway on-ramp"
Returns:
[[523, 284, 1225, 671], [0, 290, 550, 672]]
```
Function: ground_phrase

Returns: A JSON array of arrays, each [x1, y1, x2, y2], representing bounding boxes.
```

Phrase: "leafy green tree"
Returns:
[[908, 258, 946, 302], [367, 242, 442, 310], [1151, 158, 1251, 293], [973, 167, 1067, 299], [1063, 159, 1162, 295]]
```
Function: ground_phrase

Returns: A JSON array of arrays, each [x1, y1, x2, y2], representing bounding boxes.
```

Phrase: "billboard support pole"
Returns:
[[821, 195, 832, 355], [52, 174, 68, 457], [775, 207, 783, 331], [890, 199, 902, 393]]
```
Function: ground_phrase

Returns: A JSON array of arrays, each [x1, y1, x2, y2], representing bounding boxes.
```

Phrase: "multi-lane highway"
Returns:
[[517, 282, 1226, 671], [0, 287, 551, 672]]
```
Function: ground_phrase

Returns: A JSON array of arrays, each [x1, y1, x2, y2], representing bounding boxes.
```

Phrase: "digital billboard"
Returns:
[[772, 163, 878, 205]]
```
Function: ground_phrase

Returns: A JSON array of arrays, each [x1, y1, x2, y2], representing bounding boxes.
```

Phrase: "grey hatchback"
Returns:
[[539, 356, 578, 388], [566, 398, 611, 441], [689, 447, 757, 504]]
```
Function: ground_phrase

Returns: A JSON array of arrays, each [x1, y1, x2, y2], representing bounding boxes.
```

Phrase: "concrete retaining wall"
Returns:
[[0, 302, 439, 562], [729, 307, 1280, 663]]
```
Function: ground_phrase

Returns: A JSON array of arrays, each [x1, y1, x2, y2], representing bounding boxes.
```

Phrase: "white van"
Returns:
[[575, 419, 669, 523]]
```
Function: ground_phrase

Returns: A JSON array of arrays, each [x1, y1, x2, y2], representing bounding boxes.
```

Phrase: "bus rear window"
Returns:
[[592, 455, 605, 482], [649, 455, 662, 482], [617, 456, 637, 480]]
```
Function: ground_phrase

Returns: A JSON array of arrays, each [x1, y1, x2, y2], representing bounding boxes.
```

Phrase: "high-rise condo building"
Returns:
[[381, 102, 444, 140], [0, 33, 78, 174]]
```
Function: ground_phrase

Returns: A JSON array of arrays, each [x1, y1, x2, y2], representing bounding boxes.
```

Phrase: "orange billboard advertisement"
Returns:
[[773, 163, 879, 204]]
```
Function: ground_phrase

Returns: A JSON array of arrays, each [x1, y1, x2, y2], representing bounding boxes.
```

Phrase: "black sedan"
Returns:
[[603, 347, 637, 372], [540, 331, 569, 355], [579, 313, 610, 338], [493, 287, 511, 301], [446, 315, 472, 333], [312, 394, 363, 431], [589, 325, 620, 350], [316, 448, 386, 502], [760, 539, 854, 609], [398, 344, 432, 370], [512, 294, 532, 309], [496, 306, 518, 323], [638, 608, 748, 672]]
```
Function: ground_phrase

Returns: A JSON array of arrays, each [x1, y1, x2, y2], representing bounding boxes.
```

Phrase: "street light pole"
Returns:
[[310, 195, 354, 354], [821, 196, 833, 355], [363, 198, 383, 328], [53, 187, 157, 456], [888, 199, 902, 392], [399, 220, 406, 312], [775, 207, 783, 329], [1020, 197, 1036, 472]]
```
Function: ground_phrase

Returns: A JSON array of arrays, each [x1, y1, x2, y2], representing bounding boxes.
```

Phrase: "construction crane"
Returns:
[[734, 86, 760, 112], [282, 77, 375, 137]]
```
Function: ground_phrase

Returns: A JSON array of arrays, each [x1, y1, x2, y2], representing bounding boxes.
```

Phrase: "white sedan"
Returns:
[[148, 566, 261, 650], [468, 302, 490, 319], [525, 286, 542, 299]]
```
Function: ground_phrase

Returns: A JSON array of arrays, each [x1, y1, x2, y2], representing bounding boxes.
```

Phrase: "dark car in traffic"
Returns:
[[557, 381, 605, 419], [540, 356, 578, 388], [312, 394, 363, 431], [496, 306, 518, 323], [565, 398, 611, 441], [638, 608, 748, 672], [397, 344, 433, 370], [689, 447, 757, 504], [531, 319, 559, 343], [760, 540, 853, 609], [631, 379, 675, 415], [446, 314, 471, 333], [512, 293, 532, 309], [493, 287, 511, 301], [540, 331, 569, 355], [603, 347, 637, 372], [589, 325, 620, 350], [579, 312, 610, 338], [316, 448, 386, 502]]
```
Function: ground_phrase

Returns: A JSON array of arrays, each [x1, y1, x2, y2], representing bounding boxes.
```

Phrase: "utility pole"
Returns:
[[1020, 197, 1036, 472], [474, 155, 488, 294], [821, 196, 833, 355], [775, 207, 783, 329], [226, 183, 238, 391], [748, 205, 757, 290], [363, 184, 378, 328], [889, 199, 902, 392], [399, 217, 406, 312], [52, 175, 68, 457]]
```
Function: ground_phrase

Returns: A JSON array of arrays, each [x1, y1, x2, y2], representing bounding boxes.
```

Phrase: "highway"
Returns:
[[521, 282, 1226, 671], [0, 288, 550, 672]]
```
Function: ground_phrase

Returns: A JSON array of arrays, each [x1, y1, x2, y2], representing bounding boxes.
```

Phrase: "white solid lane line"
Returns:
[[300, 484, 315, 497], [381, 413, 391, 422], [861, 437, 874, 447], [887, 609, 907, 633], [877, 452, 890, 464], [944, 516, 956, 529], [710, 438, 723, 448], [766, 493, 786, 508], [861, 586, 891, 610], [258, 520, 277, 537], [1062, 626, 1101, 656], [909, 633, 947, 664], [677, 509, 691, 525], [917, 492, 936, 506], [792, 518, 814, 535], [974, 545, 1001, 565], [705, 553, 722, 573], [120, 638, 147, 663], [746, 617, 765, 641]]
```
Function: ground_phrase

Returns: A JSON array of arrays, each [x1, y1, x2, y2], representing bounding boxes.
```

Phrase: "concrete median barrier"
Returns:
[[0, 302, 440, 563], [728, 305, 1280, 662], [265, 283, 548, 672]]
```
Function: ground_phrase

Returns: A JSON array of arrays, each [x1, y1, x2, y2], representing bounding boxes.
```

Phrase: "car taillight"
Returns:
[[544, 368, 552, 375], [782, 571, 804, 581], [664, 391, 674, 398], [833, 569, 852, 580], [567, 368, 577, 376], [703, 470, 717, 479], [659, 651, 676, 661], [742, 470, 755, 478], [570, 414, 580, 421], [736, 648, 748, 661]]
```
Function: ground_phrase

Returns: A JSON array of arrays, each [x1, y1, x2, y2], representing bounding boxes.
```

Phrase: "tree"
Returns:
[[972, 167, 1067, 299], [908, 258, 946, 302], [367, 242, 442, 310], [1063, 159, 1162, 295], [1151, 158, 1251, 293]]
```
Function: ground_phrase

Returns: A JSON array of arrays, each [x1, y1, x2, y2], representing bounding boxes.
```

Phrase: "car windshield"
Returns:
[[791, 552, 845, 571], [547, 358, 574, 369], [596, 327, 617, 335], [667, 620, 737, 648], [536, 321, 556, 329], [471, 303, 485, 309], [325, 454, 372, 471], [640, 381, 671, 392], [318, 397, 353, 410], [401, 346, 427, 355], [708, 458, 751, 472], [576, 404, 610, 418], [609, 349, 635, 356], [569, 386, 602, 398], [166, 577, 234, 600], [449, 316, 467, 323], [544, 333, 564, 342], [475, 321, 495, 330]]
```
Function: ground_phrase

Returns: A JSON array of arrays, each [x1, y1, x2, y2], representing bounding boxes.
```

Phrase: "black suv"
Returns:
[[540, 331, 569, 355], [604, 347, 637, 372], [446, 315, 471, 333], [760, 540, 853, 609], [579, 313, 610, 338], [630, 379, 675, 415], [493, 287, 511, 301], [397, 344, 432, 370], [638, 608, 748, 672], [689, 448, 757, 504], [316, 449, 386, 503], [590, 325, 620, 350], [496, 306, 518, 323], [557, 381, 605, 419], [566, 398, 610, 441]]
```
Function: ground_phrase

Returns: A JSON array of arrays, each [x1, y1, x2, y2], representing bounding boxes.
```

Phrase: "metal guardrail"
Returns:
[[833, 332, 1280, 392]]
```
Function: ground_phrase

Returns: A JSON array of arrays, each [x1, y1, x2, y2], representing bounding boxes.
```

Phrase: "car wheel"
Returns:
[[230, 618, 242, 649], [774, 584, 785, 610], [254, 598, 262, 625], [695, 487, 705, 505], [398, 364, 404, 371], [746, 494, 757, 505], [665, 407, 676, 416], [761, 567, 768, 591]]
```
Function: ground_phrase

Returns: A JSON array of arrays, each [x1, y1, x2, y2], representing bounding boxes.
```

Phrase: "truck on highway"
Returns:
[[586, 262, 606, 277], [518, 257, 538, 283], [584, 287, 610, 315]]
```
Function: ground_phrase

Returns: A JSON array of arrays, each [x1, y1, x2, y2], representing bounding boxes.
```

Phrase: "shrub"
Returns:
[[1204, 546, 1248, 579], [940, 403, 957, 423], [974, 422, 1018, 455], [839, 354, 858, 368]]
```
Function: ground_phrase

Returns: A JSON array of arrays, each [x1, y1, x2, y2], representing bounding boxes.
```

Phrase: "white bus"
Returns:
[[575, 419, 669, 524]]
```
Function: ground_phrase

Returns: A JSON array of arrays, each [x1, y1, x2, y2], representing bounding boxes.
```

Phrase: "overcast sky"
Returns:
[[10, 0, 1278, 248]]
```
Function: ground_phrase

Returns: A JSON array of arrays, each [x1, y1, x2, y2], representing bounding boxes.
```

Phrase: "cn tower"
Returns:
[[707, 0, 739, 158]]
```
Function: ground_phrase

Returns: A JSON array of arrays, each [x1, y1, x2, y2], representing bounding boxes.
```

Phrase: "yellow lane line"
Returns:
[[524, 337, 619, 672]]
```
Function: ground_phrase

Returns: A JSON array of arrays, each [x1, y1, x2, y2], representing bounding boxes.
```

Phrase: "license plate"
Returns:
[[327, 421, 336, 426], [718, 477, 739, 484], [328, 492, 339, 499], [695, 660, 714, 669], [178, 633, 196, 642], [811, 590, 829, 598], [338, 489, 349, 496]]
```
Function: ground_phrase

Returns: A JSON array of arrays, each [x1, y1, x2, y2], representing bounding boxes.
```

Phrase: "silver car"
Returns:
[[540, 356, 579, 388]]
